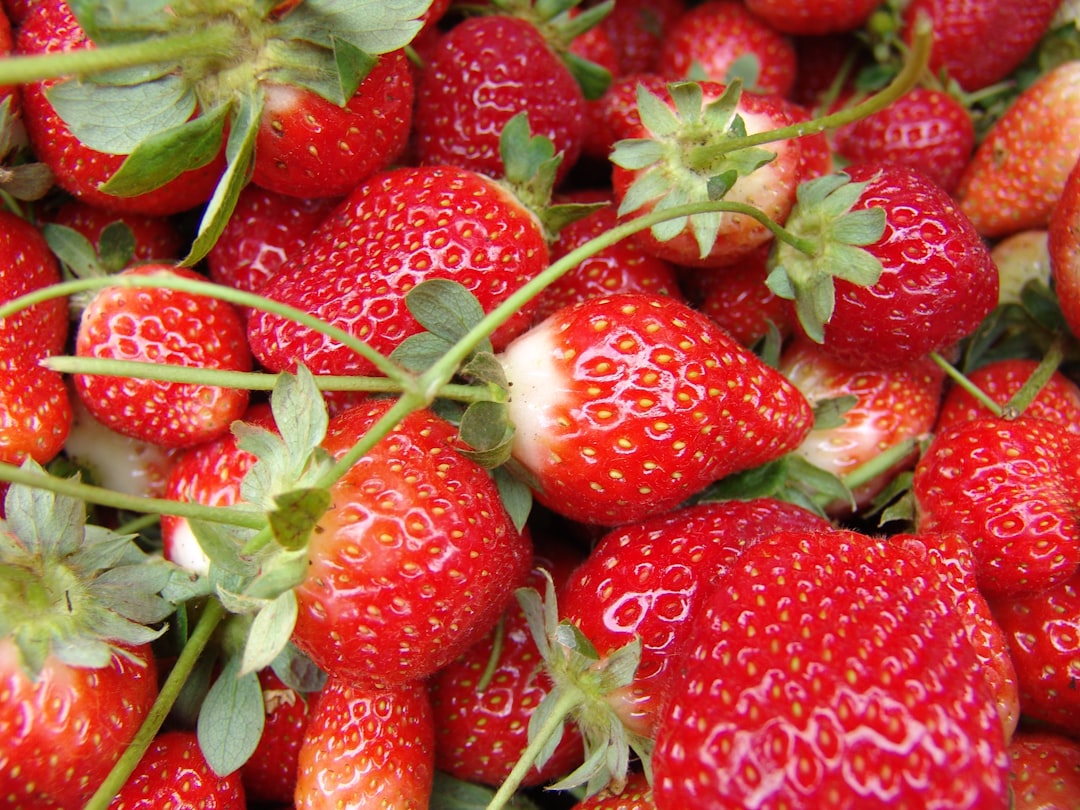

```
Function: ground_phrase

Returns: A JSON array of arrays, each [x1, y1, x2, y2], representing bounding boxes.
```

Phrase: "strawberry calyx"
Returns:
[[0, 461, 177, 678], [0, 96, 53, 203], [485, 570, 652, 810]]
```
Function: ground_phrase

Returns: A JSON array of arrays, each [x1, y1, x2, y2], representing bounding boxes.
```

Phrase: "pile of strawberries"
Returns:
[[1, 0, 1080, 807]]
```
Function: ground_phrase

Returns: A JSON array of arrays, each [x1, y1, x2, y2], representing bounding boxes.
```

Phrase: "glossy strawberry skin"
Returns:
[[744, 0, 879, 35], [559, 499, 830, 738], [0, 363, 71, 468], [16, 0, 223, 216], [247, 164, 549, 377], [73, 264, 252, 449], [0, 209, 67, 366], [656, 1, 797, 97], [251, 49, 413, 199], [914, 416, 1080, 600], [651, 528, 1010, 809], [294, 677, 434, 809], [601, 0, 687, 75], [955, 61, 1080, 239], [240, 668, 317, 806], [291, 400, 531, 689], [1050, 149, 1080, 340], [1006, 730, 1080, 809], [813, 162, 998, 367], [412, 14, 586, 182], [0, 640, 159, 810], [108, 730, 245, 809], [499, 293, 814, 526], [46, 200, 183, 262]]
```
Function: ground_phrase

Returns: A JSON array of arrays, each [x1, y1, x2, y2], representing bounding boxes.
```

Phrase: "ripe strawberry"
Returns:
[[294, 677, 434, 809], [990, 570, 1080, 739], [571, 770, 655, 809], [247, 161, 551, 378], [0, 6, 17, 111], [913, 416, 1080, 599], [1050, 152, 1080, 339], [291, 399, 531, 689], [429, 537, 587, 788], [955, 61, 1080, 238], [15, 0, 224, 216], [610, 80, 803, 268], [744, 0, 879, 35], [559, 498, 830, 739], [656, 1, 797, 97], [73, 263, 252, 449], [1006, 730, 1080, 809], [599, 0, 687, 75], [108, 730, 246, 809], [831, 87, 975, 193], [45, 199, 184, 263], [651, 528, 1010, 809], [251, 49, 413, 199], [901, 0, 1063, 91], [771, 162, 999, 367], [498, 292, 814, 525], [778, 338, 944, 514], [0, 208, 67, 365], [0, 363, 71, 469], [936, 357, 1080, 433], [535, 190, 685, 323]]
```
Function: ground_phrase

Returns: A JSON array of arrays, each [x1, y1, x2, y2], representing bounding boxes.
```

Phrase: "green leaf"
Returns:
[[460, 351, 509, 389], [4, 465, 85, 561], [272, 365, 330, 466], [561, 50, 612, 101], [97, 221, 138, 270], [332, 36, 380, 103], [493, 467, 532, 534], [616, 167, 669, 217], [826, 242, 884, 288], [47, 74, 195, 154], [796, 171, 851, 208], [406, 279, 488, 345], [389, 332, 457, 373], [67, 0, 173, 43], [725, 53, 761, 90], [812, 395, 858, 430], [459, 401, 512, 453], [241, 590, 299, 676], [197, 654, 266, 776], [609, 138, 666, 171], [634, 82, 681, 137], [285, 0, 431, 53], [270, 641, 327, 694], [668, 80, 704, 124], [188, 519, 258, 577], [41, 224, 101, 279], [429, 770, 541, 810], [267, 488, 331, 551], [830, 207, 886, 246], [100, 101, 229, 196]]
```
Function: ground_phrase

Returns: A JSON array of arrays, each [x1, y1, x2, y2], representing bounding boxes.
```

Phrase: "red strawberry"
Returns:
[[571, 770, 655, 809], [251, 49, 414, 199], [936, 357, 1080, 434], [498, 292, 814, 525], [0, 6, 17, 111], [599, 0, 687, 76], [955, 61, 1080, 239], [294, 677, 434, 809], [744, 0, 879, 35], [247, 162, 551, 377], [990, 569, 1080, 739], [45, 199, 183, 263], [108, 730, 245, 809], [656, 1, 796, 97], [901, 0, 1063, 91], [73, 263, 252, 449], [290, 399, 531, 689], [0, 208, 67, 365], [913, 416, 1080, 599], [771, 162, 999, 367], [1006, 730, 1080, 809], [559, 498, 830, 738], [0, 362, 71, 468], [831, 87, 975, 193], [651, 528, 1010, 809], [15, 0, 224, 216], [778, 337, 944, 514], [535, 190, 685, 323], [1050, 153, 1080, 339]]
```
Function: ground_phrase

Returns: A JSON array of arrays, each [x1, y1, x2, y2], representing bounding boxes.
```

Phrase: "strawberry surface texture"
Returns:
[[0, 1, 1078, 809]]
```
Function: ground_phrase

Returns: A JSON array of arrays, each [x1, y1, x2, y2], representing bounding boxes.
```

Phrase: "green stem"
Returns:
[[837, 437, 919, 494], [690, 10, 934, 164], [929, 352, 1005, 418], [83, 598, 226, 810], [1002, 336, 1066, 418], [0, 24, 236, 85]]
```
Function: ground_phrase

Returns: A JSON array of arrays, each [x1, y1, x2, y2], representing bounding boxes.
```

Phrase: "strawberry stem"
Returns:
[[929, 352, 1005, 417], [836, 437, 920, 494], [83, 598, 227, 810], [0, 24, 237, 85], [1001, 335, 1067, 417]]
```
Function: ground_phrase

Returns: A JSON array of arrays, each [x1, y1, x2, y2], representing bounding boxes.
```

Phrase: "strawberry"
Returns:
[[251, 48, 414, 199], [770, 162, 999, 367], [655, 1, 797, 97], [778, 337, 944, 514], [45, 200, 184, 263], [990, 569, 1080, 739], [246, 154, 555, 378], [290, 399, 531, 689], [955, 61, 1080, 239], [0, 363, 71, 469], [900, 0, 1063, 91], [0, 208, 67, 366], [993, 228, 1053, 307], [831, 87, 975, 193], [913, 416, 1080, 599], [1050, 152, 1080, 339], [571, 770, 654, 809], [599, 0, 687, 76], [650, 527, 1010, 809], [73, 263, 252, 449], [498, 292, 814, 525], [294, 677, 435, 809], [936, 357, 1080, 434], [559, 498, 830, 739], [1006, 730, 1080, 809], [0, 480, 171, 810], [744, 0, 879, 35], [610, 80, 803, 268], [14, 0, 225, 216], [107, 730, 245, 809]]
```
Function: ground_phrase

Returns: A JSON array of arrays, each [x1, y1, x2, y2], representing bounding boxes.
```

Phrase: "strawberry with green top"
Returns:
[[498, 292, 814, 526]]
